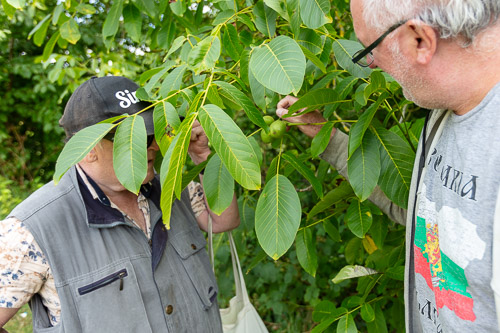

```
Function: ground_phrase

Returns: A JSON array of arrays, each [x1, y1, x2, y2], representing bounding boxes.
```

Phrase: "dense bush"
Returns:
[[0, 1, 425, 331]]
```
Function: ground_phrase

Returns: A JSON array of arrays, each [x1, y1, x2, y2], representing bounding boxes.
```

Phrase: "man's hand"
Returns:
[[188, 120, 211, 165], [276, 95, 335, 139]]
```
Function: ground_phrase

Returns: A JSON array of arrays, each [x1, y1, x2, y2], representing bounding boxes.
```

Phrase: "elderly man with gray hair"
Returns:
[[277, 0, 500, 331]]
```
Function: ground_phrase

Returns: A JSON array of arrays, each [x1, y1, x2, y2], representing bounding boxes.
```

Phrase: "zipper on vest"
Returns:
[[78, 268, 128, 295]]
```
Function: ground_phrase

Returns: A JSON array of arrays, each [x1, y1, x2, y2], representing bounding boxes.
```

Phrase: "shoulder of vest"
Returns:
[[9, 167, 82, 222]]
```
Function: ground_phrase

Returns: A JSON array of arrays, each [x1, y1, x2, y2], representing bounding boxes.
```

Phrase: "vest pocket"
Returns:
[[72, 261, 153, 332], [170, 228, 219, 310], [77, 268, 127, 295]]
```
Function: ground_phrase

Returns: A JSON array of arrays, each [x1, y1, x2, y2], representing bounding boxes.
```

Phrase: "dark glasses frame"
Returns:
[[351, 20, 407, 67]]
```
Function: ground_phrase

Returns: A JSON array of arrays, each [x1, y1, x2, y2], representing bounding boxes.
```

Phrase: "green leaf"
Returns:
[[248, 136, 263, 167], [76, 3, 96, 14], [366, 305, 388, 333], [371, 126, 415, 209], [311, 318, 336, 333], [335, 76, 358, 100], [311, 121, 334, 158], [369, 215, 388, 249], [160, 65, 187, 98], [345, 238, 363, 265], [212, 68, 247, 92], [160, 113, 196, 228], [198, 104, 261, 190], [308, 181, 353, 219], [297, 28, 323, 54], [166, 36, 187, 58], [207, 85, 225, 109], [290, 7, 301, 37], [248, 67, 269, 111], [345, 199, 373, 238], [6, 0, 23, 9], [153, 101, 180, 155], [323, 219, 341, 242], [336, 314, 357, 333], [214, 81, 267, 129], [1, 0, 16, 18], [102, 0, 123, 39], [250, 36, 306, 95], [33, 15, 52, 47], [312, 301, 347, 323], [282, 152, 323, 198], [180, 159, 209, 191], [170, 0, 186, 16], [300, 45, 327, 74], [288, 88, 338, 113], [112, 116, 148, 194], [188, 36, 221, 74], [237, 14, 256, 31], [354, 83, 369, 106], [203, 154, 235, 215], [28, 14, 51, 39], [123, 4, 142, 43], [159, 134, 180, 229], [348, 131, 380, 201], [332, 265, 379, 284], [264, 0, 289, 20], [52, 4, 64, 25], [361, 303, 375, 322], [60, 18, 81, 44], [253, 1, 277, 37], [54, 123, 115, 183], [386, 265, 405, 281], [296, 228, 318, 277], [365, 70, 386, 99], [266, 156, 279, 183], [132, 0, 156, 19], [143, 63, 175, 96], [212, 10, 236, 26], [299, 0, 332, 29], [255, 174, 301, 260], [156, 20, 175, 50], [222, 24, 243, 61], [348, 94, 386, 158], [333, 39, 372, 78]]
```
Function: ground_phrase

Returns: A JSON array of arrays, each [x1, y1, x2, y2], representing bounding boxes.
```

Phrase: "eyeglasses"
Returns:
[[351, 20, 407, 67], [103, 132, 156, 148]]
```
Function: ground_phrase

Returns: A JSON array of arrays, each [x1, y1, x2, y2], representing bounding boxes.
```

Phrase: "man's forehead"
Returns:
[[350, 0, 370, 45]]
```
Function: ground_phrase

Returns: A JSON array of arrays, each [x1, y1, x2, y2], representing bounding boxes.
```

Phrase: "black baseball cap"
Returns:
[[59, 76, 154, 138]]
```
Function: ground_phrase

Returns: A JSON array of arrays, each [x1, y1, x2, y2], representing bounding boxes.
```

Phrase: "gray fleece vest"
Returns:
[[9, 166, 222, 333]]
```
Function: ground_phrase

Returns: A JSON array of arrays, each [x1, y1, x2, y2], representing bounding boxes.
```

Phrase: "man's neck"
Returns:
[[448, 26, 500, 115]]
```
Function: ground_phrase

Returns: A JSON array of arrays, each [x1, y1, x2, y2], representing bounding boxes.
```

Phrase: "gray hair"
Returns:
[[362, 0, 500, 47]]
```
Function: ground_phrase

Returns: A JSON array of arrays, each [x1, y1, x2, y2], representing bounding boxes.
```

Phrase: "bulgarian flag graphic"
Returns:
[[414, 215, 476, 321]]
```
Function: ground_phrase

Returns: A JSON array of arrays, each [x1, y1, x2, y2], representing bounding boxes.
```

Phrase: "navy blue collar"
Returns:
[[76, 170, 161, 227]]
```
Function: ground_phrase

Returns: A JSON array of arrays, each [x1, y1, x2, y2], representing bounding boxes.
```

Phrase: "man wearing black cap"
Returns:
[[0, 76, 240, 332]]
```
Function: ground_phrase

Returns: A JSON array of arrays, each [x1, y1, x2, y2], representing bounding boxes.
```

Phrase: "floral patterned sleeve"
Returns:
[[188, 181, 207, 218], [0, 217, 50, 309]]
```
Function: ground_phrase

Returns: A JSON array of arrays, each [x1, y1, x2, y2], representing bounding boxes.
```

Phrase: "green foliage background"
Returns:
[[0, 0, 426, 331]]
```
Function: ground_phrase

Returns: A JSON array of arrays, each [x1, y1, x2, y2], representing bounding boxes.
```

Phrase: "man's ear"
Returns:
[[402, 19, 438, 65], [82, 146, 98, 163]]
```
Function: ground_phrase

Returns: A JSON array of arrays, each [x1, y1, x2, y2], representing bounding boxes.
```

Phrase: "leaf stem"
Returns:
[[298, 213, 337, 231]]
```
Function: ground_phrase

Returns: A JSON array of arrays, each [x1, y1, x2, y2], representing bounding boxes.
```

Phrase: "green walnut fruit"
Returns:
[[263, 115, 274, 125], [261, 130, 273, 143], [269, 120, 287, 139]]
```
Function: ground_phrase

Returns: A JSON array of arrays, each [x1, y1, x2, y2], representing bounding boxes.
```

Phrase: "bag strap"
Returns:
[[407, 110, 448, 329], [208, 215, 214, 272], [208, 217, 251, 304], [228, 232, 251, 304]]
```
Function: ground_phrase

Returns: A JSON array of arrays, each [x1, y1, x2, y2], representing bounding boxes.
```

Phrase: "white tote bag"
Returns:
[[208, 219, 268, 333]]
